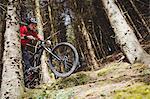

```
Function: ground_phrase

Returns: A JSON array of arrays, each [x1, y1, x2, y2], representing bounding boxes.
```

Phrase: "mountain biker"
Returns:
[[20, 18, 41, 70]]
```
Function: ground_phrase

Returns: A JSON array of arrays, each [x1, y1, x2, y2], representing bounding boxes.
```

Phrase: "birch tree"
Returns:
[[101, 0, 150, 65], [1, 0, 24, 98]]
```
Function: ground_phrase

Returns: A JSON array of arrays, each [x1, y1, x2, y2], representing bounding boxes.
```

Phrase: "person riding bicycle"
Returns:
[[20, 18, 41, 70]]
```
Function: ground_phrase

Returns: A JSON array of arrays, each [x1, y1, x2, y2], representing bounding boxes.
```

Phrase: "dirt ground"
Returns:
[[23, 62, 150, 99]]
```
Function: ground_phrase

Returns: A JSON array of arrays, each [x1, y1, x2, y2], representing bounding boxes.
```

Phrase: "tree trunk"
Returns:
[[48, 1, 58, 45], [1, 0, 24, 98], [35, 0, 51, 84], [0, 0, 6, 87], [48, 3, 55, 35], [0, 19, 3, 87], [79, 18, 100, 69], [101, 0, 150, 65]]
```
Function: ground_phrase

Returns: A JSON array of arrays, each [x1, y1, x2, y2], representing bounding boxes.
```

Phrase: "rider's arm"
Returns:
[[32, 32, 43, 40], [20, 26, 36, 40], [20, 26, 28, 39]]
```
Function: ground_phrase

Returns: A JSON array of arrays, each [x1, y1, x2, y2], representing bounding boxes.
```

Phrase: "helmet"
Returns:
[[28, 18, 37, 24]]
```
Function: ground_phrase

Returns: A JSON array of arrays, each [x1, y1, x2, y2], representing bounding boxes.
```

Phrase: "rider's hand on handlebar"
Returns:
[[27, 36, 36, 40]]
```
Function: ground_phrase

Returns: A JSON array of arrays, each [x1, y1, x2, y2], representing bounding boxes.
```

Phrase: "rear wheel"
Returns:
[[48, 42, 79, 77]]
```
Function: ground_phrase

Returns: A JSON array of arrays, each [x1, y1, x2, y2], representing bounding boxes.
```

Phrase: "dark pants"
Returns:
[[22, 47, 31, 70]]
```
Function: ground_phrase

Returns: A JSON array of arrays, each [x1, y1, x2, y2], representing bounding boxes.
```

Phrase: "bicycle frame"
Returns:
[[42, 43, 62, 61], [24, 33, 79, 79], [32, 39, 62, 67]]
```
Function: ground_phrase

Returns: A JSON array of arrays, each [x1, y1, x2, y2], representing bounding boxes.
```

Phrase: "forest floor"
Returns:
[[22, 62, 150, 99]]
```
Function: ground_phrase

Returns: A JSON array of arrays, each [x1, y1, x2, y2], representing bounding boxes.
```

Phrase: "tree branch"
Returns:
[[0, 3, 7, 7], [0, 5, 6, 12]]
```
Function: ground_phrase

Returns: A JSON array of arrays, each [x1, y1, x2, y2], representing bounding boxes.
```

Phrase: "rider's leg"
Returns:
[[22, 48, 31, 70]]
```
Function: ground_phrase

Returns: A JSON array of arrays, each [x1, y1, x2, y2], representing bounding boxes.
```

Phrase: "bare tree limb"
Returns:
[[0, 3, 7, 7], [129, 0, 150, 34], [0, 5, 6, 12], [135, 0, 149, 6]]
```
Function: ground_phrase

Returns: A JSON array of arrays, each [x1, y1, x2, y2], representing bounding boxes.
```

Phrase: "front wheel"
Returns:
[[48, 42, 79, 77]]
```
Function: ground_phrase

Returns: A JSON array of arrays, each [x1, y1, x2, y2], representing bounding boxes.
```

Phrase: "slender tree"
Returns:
[[79, 17, 100, 69], [48, 2, 55, 35], [101, 0, 150, 65], [72, 0, 100, 69], [48, 0, 58, 45], [35, 0, 51, 84], [1, 0, 24, 98]]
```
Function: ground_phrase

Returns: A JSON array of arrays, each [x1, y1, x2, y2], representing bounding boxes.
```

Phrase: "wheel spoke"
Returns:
[[49, 43, 79, 77]]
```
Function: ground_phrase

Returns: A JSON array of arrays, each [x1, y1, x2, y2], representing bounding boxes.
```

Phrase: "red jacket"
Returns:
[[20, 26, 40, 47]]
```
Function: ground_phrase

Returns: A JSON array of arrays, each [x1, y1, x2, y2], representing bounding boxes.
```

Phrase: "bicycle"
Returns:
[[23, 32, 79, 88]]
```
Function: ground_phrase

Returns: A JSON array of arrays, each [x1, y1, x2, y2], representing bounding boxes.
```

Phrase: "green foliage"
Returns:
[[66, 25, 75, 44], [97, 63, 119, 76], [52, 90, 74, 99], [142, 69, 150, 75], [22, 89, 46, 99], [36, 95, 47, 99], [49, 73, 90, 90], [114, 84, 150, 99]]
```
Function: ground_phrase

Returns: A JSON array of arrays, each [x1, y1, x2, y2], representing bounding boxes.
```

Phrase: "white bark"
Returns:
[[35, 0, 51, 83], [1, 0, 24, 98], [102, 0, 150, 65]]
